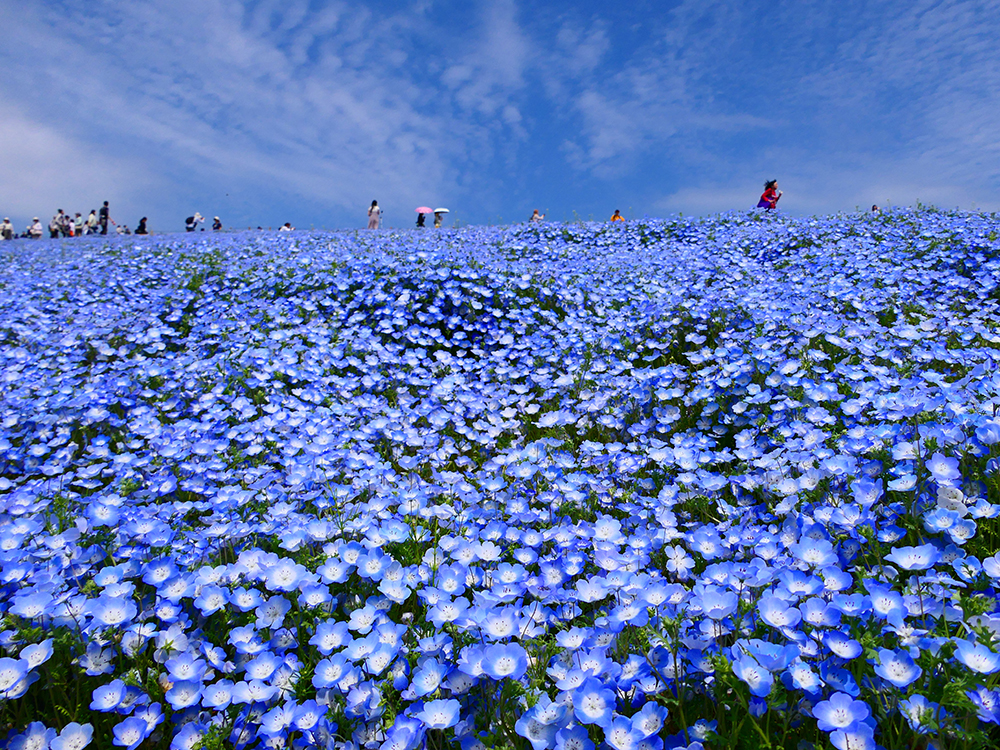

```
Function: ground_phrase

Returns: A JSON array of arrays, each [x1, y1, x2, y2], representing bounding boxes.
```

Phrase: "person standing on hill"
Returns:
[[86, 210, 99, 234], [1, 218, 13, 240], [530, 209, 545, 222], [367, 200, 381, 229], [757, 180, 782, 210], [610, 209, 624, 222], [212, 216, 222, 231], [99, 201, 110, 234]]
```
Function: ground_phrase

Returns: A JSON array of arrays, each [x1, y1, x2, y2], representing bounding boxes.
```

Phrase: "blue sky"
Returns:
[[1, 0, 999, 231]]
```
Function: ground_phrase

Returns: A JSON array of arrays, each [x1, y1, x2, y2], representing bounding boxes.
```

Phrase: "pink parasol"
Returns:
[[415, 206, 433, 214]]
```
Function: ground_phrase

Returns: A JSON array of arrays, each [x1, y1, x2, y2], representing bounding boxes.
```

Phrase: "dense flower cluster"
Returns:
[[2, 208, 1000, 749]]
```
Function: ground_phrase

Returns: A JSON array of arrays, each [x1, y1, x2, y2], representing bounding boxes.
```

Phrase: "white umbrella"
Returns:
[[433, 208, 450, 213]]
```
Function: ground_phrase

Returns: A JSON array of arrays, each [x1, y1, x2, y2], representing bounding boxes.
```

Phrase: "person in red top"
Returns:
[[757, 180, 782, 210]]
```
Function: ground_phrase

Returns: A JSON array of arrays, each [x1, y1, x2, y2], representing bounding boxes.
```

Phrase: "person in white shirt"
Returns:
[[1, 218, 13, 240], [29, 218, 43, 238], [367, 200, 381, 229], [278, 222, 293, 231]]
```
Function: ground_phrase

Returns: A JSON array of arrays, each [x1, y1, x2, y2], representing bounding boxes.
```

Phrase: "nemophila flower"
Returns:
[[758, 596, 801, 629], [231, 678, 278, 704], [231, 587, 264, 612], [515, 709, 559, 750], [255, 595, 291, 628], [427, 597, 470, 628], [245, 652, 283, 681], [874, 648, 922, 688], [310, 620, 352, 655], [927, 452, 961, 485], [866, 584, 905, 625], [313, 654, 352, 690], [9, 589, 53, 620], [112, 716, 150, 750], [91, 679, 127, 712], [0, 656, 31, 700], [790, 537, 838, 568], [194, 585, 229, 615], [259, 702, 297, 737], [202, 679, 234, 709], [348, 603, 379, 633], [573, 677, 616, 727], [88, 595, 137, 628], [830, 721, 876, 750], [831, 593, 872, 619], [134, 702, 163, 733], [165, 653, 207, 682], [799, 597, 841, 628], [51, 722, 93, 750], [885, 544, 941, 571], [166, 680, 203, 710], [782, 659, 823, 696], [19, 640, 53, 670], [411, 657, 449, 697], [825, 631, 863, 660], [967, 686, 1000, 724], [813, 692, 871, 732], [263, 559, 310, 592], [696, 586, 738, 620], [414, 698, 461, 729], [9, 722, 57, 750], [954, 639, 1000, 674], [900, 694, 944, 734], [555, 724, 595, 750], [732, 656, 773, 697], [632, 701, 668, 738], [604, 715, 646, 750], [482, 642, 529, 681]]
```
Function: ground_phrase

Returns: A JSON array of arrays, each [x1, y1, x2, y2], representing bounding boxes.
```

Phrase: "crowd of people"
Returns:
[[0, 204, 297, 240], [2, 181, 793, 242]]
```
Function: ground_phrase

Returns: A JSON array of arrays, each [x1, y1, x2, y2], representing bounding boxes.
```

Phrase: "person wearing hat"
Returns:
[[1, 218, 13, 240], [212, 216, 222, 231], [29, 218, 43, 238], [185, 212, 204, 232]]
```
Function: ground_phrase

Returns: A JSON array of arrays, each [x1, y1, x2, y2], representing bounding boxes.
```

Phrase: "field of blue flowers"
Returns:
[[3, 207, 1000, 750]]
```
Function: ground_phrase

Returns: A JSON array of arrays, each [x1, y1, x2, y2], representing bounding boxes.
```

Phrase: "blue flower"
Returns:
[[830, 722, 875, 750], [91, 679, 127, 712], [112, 716, 150, 750], [885, 544, 941, 571], [812, 692, 871, 732], [481, 642, 529, 681], [414, 698, 461, 729], [900, 694, 944, 733], [874, 648, 922, 688], [572, 677, 617, 728], [51, 722, 93, 750], [954, 639, 1000, 674], [732, 656, 773, 697]]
